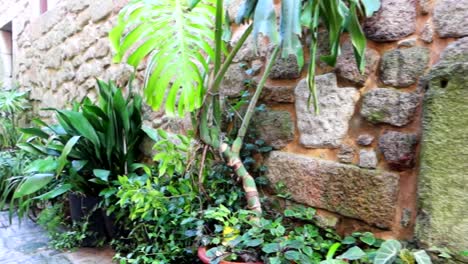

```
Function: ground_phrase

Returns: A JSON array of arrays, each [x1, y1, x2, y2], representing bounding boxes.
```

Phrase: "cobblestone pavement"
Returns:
[[0, 211, 114, 263]]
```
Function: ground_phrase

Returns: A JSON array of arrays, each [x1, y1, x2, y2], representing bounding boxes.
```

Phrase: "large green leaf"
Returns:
[[279, 0, 303, 68], [374, 240, 402, 264], [252, 0, 279, 45], [13, 173, 54, 198], [20, 127, 49, 139], [35, 184, 72, 200], [111, 0, 216, 116], [57, 110, 100, 147], [56, 136, 81, 176]]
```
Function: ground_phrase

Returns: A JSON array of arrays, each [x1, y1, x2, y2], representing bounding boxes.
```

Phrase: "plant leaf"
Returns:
[[35, 184, 72, 200], [93, 169, 111, 182], [414, 250, 432, 264], [374, 240, 402, 264], [14, 173, 54, 198], [337, 246, 366, 260]]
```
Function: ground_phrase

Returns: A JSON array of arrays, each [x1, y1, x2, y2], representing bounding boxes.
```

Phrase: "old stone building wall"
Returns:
[[1, 0, 467, 259]]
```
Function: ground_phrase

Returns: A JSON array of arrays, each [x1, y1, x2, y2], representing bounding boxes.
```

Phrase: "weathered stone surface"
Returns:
[[220, 63, 247, 97], [380, 47, 430, 87], [225, 0, 243, 20], [357, 134, 375, 146], [265, 151, 400, 228], [270, 54, 301, 80], [363, 0, 416, 42], [433, 0, 468, 38], [361, 88, 420, 127], [420, 0, 432, 15], [260, 82, 295, 103], [420, 22, 434, 44], [337, 144, 355, 164], [232, 34, 269, 63], [90, 0, 113, 22], [335, 42, 380, 86], [253, 110, 295, 149], [295, 73, 359, 148], [379, 131, 418, 170], [417, 37, 468, 261], [68, 0, 91, 13], [359, 149, 378, 169], [397, 37, 417, 48]]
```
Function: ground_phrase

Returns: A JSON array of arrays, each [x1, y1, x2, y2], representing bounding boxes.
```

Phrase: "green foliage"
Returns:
[[16, 80, 144, 198], [111, 0, 217, 116], [201, 204, 343, 263], [37, 203, 98, 250], [0, 87, 29, 148]]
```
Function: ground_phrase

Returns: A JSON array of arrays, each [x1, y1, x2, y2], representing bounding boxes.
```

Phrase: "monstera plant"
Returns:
[[111, 0, 380, 216]]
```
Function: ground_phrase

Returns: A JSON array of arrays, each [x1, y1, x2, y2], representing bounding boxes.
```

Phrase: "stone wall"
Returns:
[[226, 0, 467, 252], [1, 0, 467, 257]]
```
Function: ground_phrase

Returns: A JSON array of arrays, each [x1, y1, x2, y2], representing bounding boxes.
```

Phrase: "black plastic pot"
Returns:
[[68, 193, 108, 247]]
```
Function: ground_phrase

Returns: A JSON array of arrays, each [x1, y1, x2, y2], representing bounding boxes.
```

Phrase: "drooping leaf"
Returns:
[[236, 0, 258, 24], [279, 0, 303, 69], [20, 127, 49, 139], [35, 184, 72, 200], [252, 0, 279, 45], [57, 110, 100, 147], [13, 173, 54, 198], [374, 240, 402, 264], [56, 136, 81, 176]]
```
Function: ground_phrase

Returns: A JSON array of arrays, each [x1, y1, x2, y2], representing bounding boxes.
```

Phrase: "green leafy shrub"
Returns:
[[37, 203, 100, 250], [14, 79, 144, 199], [0, 87, 29, 149]]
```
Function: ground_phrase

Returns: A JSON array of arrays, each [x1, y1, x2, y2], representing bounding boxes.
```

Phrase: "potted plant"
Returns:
[[8, 79, 144, 243]]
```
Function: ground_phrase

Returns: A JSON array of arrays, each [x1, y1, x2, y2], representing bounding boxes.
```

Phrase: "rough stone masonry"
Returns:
[[0, 0, 467, 259]]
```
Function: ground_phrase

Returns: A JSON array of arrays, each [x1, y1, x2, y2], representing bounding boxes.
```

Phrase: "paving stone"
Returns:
[[363, 0, 417, 42], [265, 151, 400, 228], [433, 0, 468, 38], [0, 212, 114, 263], [295, 73, 359, 148]]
